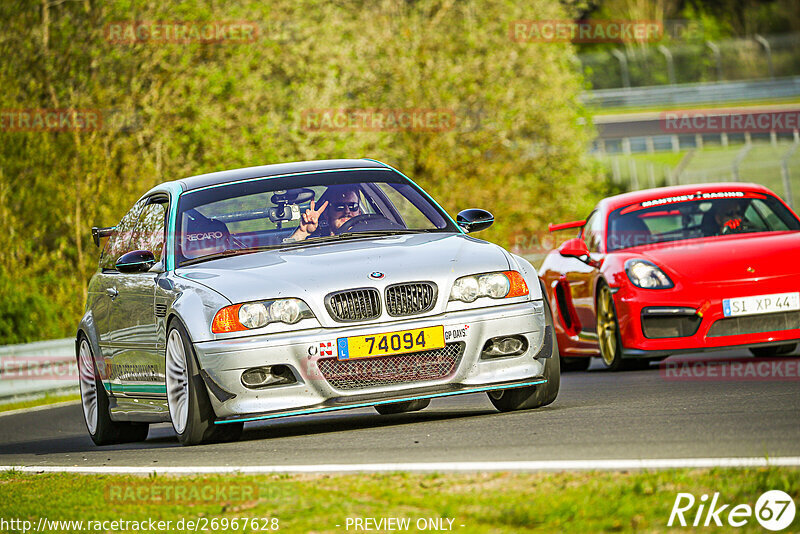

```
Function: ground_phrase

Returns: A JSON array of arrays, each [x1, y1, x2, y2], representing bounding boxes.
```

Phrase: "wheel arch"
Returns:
[[166, 286, 229, 344], [76, 311, 109, 394], [508, 253, 544, 300]]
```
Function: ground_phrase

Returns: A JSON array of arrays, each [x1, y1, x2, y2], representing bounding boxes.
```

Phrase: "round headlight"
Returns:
[[238, 302, 269, 329], [270, 299, 301, 324], [479, 273, 511, 299], [452, 276, 480, 302]]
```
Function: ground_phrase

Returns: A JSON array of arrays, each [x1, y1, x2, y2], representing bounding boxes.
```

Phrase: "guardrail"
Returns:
[[583, 76, 800, 109], [0, 338, 77, 402]]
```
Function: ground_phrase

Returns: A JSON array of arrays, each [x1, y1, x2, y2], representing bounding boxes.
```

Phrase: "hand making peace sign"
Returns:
[[296, 200, 329, 237]]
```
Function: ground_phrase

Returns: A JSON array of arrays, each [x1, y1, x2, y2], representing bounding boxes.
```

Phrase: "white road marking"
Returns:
[[2, 457, 800, 475]]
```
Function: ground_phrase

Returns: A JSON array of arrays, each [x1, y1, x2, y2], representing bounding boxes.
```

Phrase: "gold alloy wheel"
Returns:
[[596, 285, 618, 366]]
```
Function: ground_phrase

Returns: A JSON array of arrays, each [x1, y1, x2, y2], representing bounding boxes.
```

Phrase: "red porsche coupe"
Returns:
[[540, 182, 800, 371]]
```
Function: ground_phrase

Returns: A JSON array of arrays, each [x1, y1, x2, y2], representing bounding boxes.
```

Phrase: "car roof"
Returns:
[[598, 182, 778, 212], [168, 159, 391, 192]]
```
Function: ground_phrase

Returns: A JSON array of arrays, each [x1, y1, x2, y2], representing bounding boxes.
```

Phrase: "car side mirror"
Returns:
[[116, 250, 156, 273], [457, 208, 494, 233], [558, 238, 590, 259]]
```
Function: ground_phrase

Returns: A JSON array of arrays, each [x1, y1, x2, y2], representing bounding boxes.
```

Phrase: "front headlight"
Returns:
[[449, 271, 528, 303], [212, 298, 314, 333], [625, 259, 674, 289]]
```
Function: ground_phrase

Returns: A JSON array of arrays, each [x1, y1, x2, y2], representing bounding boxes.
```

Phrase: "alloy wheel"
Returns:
[[596, 285, 618, 366], [166, 329, 190, 434], [78, 339, 98, 435]]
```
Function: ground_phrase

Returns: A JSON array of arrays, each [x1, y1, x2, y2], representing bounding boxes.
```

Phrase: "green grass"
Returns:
[[0, 392, 79, 413], [1, 469, 798, 532]]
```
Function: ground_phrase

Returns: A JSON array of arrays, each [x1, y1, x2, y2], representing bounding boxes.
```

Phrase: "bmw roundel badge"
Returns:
[[369, 272, 385, 280]]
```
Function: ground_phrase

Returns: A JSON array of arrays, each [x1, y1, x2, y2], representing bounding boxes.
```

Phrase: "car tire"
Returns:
[[374, 399, 430, 415], [166, 319, 243, 446], [487, 297, 560, 412], [77, 336, 149, 446], [596, 283, 632, 371], [750, 343, 797, 358], [560, 356, 591, 372]]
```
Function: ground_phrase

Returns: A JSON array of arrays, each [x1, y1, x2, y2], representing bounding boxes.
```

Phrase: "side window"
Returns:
[[582, 211, 603, 253], [130, 198, 168, 260], [100, 200, 145, 270]]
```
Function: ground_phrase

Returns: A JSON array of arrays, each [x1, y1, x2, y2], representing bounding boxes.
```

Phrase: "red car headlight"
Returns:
[[625, 259, 674, 289]]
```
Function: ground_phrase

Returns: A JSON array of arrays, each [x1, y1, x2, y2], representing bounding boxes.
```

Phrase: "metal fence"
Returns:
[[598, 138, 800, 209], [580, 32, 800, 90], [584, 76, 800, 109]]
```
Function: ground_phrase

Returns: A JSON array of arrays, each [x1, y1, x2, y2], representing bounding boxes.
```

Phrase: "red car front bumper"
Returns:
[[614, 275, 800, 357]]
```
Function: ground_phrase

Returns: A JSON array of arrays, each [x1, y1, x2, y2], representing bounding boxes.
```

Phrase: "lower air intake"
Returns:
[[317, 342, 465, 390]]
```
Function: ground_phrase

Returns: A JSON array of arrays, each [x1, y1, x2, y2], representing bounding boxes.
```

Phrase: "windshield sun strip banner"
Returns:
[[619, 191, 766, 215]]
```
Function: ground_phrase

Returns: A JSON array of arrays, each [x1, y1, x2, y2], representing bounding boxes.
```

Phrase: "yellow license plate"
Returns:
[[337, 326, 445, 360]]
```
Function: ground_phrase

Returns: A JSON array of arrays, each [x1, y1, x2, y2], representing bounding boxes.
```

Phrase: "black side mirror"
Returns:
[[116, 250, 156, 273], [457, 208, 494, 233]]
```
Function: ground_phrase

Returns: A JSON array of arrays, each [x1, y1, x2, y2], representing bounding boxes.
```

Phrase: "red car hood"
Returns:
[[622, 231, 800, 284]]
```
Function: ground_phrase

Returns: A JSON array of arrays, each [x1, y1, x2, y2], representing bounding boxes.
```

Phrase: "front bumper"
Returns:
[[614, 279, 800, 357], [194, 301, 549, 422]]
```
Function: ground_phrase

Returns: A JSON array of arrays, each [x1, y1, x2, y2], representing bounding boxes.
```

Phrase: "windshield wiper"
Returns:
[[180, 230, 445, 266], [336, 229, 442, 238], [180, 245, 278, 266]]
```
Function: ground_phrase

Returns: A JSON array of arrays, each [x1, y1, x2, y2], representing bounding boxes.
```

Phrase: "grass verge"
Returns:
[[1, 468, 798, 532], [0, 392, 80, 414]]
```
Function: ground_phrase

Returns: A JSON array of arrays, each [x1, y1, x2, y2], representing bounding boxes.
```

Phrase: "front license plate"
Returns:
[[337, 326, 445, 360], [722, 292, 800, 317]]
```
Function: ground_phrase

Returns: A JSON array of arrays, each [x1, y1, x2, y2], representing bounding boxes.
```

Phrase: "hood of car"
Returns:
[[176, 232, 511, 316], [622, 231, 800, 284]]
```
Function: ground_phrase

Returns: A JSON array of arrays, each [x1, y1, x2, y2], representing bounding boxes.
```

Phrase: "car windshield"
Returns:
[[175, 169, 457, 266], [605, 191, 800, 252]]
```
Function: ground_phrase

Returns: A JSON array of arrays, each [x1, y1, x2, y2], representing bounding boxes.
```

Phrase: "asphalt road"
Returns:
[[1, 349, 798, 469], [593, 103, 800, 139]]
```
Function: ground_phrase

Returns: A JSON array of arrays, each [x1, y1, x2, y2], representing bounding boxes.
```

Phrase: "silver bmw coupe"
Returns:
[[77, 159, 559, 445]]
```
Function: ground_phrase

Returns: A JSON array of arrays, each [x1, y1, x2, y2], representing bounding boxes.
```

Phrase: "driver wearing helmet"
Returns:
[[288, 185, 362, 242], [713, 198, 745, 234]]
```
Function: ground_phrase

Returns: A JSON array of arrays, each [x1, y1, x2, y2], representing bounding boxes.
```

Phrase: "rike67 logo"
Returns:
[[668, 490, 796, 530]]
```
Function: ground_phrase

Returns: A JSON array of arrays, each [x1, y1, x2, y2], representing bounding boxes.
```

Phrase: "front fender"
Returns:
[[509, 253, 544, 300], [167, 280, 231, 343]]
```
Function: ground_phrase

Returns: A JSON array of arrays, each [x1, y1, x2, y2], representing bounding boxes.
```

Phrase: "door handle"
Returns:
[[106, 287, 119, 300]]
